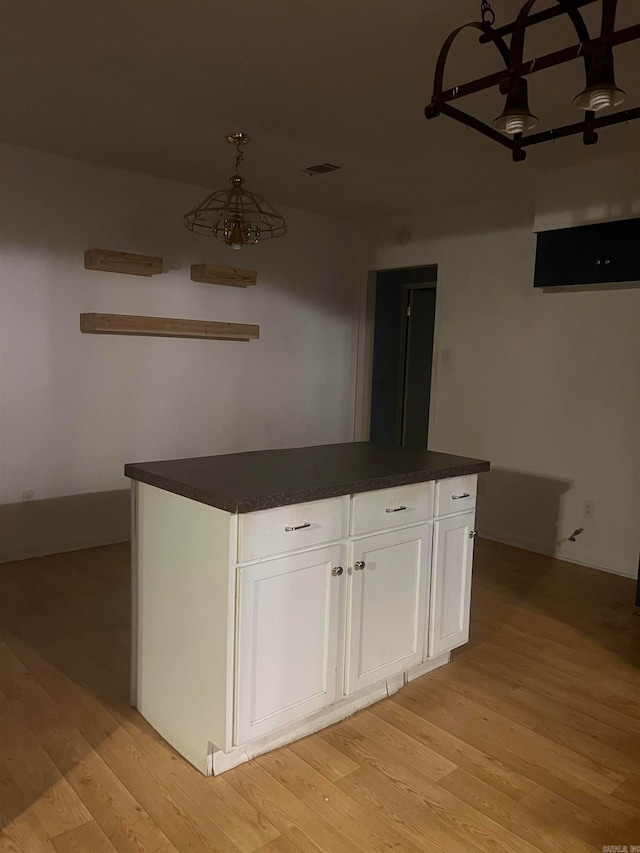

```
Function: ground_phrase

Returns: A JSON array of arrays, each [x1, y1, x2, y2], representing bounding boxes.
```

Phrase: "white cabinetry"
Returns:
[[345, 525, 431, 694], [235, 544, 344, 744], [132, 471, 481, 776], [428, 511, 475, 657]]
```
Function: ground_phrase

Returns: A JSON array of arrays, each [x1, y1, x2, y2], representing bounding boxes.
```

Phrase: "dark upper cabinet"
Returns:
[[534, 217, 640, 287]]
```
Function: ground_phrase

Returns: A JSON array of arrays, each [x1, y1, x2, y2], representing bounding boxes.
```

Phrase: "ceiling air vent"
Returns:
[[303, 163, 341, 177]]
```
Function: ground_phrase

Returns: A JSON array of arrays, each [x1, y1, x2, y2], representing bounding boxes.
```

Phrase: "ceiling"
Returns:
[[1, 0, 639, 221]]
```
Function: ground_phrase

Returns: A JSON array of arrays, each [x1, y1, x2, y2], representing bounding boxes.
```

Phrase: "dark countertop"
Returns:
[[124, 442, 490, 514]]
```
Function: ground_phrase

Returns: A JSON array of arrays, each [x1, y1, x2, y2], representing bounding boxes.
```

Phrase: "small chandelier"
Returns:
[[425, 0, 640, 162], [184, 132, 287, 248]]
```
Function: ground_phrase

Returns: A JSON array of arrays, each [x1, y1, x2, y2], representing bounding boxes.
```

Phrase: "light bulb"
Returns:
[[225, 217, 247, 248], [588, 88, 614, 111], [504, 115, 526, 136]]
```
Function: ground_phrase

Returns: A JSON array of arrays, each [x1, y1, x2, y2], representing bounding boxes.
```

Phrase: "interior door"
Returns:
[[370, 267, 437, 448], [402, 288, 436, 450]]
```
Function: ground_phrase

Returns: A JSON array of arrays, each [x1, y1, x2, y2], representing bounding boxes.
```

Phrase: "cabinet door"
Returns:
[[345, 525, 431, 695], [428, 512, 475, 658], [601, 217, 640, 283], [235, 545, 344, 745], [534, 224, 605, 287]]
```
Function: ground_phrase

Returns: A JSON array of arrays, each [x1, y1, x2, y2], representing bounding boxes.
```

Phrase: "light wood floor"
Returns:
[[1, 539, 639, 852]]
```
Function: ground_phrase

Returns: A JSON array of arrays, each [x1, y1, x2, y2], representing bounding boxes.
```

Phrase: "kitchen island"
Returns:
[[125, 442, 490, 775]]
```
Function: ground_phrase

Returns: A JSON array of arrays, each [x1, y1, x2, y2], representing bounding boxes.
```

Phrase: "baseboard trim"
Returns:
[[478, 528, 636, 580], [0, 489, 131, 564], [208, 653, 451, 776]]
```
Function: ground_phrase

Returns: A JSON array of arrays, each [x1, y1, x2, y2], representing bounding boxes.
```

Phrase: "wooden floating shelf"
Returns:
[[80, 313, 259, 341], [84, 248, 163, 277], [191, 263, 257, 288]]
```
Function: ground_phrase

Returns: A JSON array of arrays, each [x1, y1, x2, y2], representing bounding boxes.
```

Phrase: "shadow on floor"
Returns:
[[0, 542, 140, 836]]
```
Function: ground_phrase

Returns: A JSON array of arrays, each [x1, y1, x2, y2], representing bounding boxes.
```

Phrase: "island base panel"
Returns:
[[208, 653, 450, 776]]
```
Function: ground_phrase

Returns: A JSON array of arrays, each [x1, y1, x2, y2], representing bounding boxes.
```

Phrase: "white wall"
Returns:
[[535, 152, 640, 232], [368, 190, 640, 579], [0, 144, 362, 504]]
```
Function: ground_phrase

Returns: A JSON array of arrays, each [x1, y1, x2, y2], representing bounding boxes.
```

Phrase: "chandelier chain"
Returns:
[[234, 142, 244, 175], [480, 0, 495, 26]]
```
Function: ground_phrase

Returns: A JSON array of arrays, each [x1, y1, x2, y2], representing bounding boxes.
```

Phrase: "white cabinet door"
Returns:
[[428, 512, 475, 658], [345, 525, 431, 695], [235, 545, 344, 745]]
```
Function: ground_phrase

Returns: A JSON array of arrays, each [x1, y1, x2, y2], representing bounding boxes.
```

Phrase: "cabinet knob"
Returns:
[[469, 530, 478, 539], [354, 561, 366, 571], [604, 259, 611, 265], [331, 566, 344, 577], [595, 259, 601, 265]]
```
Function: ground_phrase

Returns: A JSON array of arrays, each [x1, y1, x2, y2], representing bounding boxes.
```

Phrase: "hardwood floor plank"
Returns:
[[97, 737, 241, 853], [612, 774, 640, 809], [255, 838, 302, 853], [0, 641, 38, 702], [226, 761, 361, 853], [107, 697, 280, 852], [470, 621, 640, 709], [0, 697, 92, 838], [1, 664, 173, 853], [66, 752, 175, 853], [454, 651, 640, 739], [437, 768, 594, 853], [474, 617, 640, 688], [320, 717, 455, 796], [288, 734, 359, 782], [410, 673, 640, 779], [258, 748, 425, 853], [423, 689, 626, 801], [345, 709, 457, 780], [1, 539, 639, 853], [520, 783, 640, 850], [6, 635, 132, 753], [337, 764, 538, 853], [51, 820, 118, 852], [410, 663, 541, 729], [511, 686, 640, 764], [335, 766, 480, 853], [374, 695, 537, 800], [0, 758, 57, 853]]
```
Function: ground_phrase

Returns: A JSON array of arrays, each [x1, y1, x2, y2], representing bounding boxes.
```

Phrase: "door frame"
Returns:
[[354, 265, 441, 445]]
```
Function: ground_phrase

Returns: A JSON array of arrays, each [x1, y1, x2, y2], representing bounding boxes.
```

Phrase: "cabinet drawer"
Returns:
[[238, 496, 348, 562], [435, 475, 477, 516], [350, 482, 433, 536]]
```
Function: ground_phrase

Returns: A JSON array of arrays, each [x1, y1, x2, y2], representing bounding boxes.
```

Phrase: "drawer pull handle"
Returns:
[[284, 522, 311, 532], [385, 505, 407, 513], [354, 561, 366, 571], [332, 566, 344, 577], [452, 493, 470, 500]]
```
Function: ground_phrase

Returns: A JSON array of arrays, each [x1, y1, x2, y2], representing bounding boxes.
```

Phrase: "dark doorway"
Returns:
[[370, 266, 437, 451]]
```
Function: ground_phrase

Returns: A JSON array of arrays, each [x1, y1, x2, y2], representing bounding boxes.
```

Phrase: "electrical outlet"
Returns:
[[22, 489, 35, 503], [583, 500, 595, 519]]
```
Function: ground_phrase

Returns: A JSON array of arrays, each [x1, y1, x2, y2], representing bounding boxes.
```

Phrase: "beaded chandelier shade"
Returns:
[[184, 133, 287, 249]]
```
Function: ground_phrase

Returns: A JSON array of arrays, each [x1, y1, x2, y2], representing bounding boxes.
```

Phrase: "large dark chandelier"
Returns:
[[184, 132, 287, 248], [425, 0, 640, 161]]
